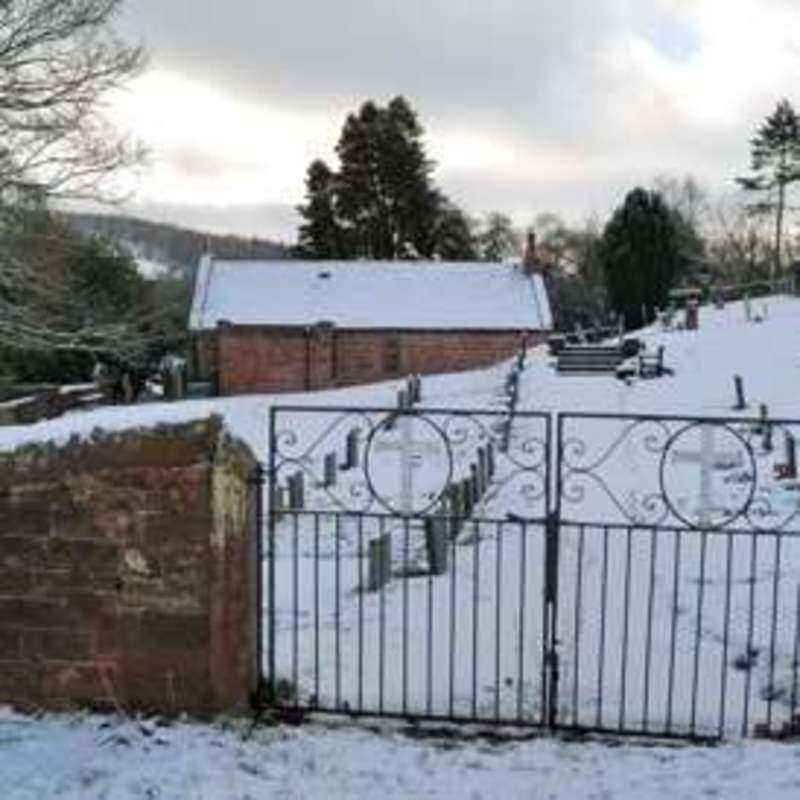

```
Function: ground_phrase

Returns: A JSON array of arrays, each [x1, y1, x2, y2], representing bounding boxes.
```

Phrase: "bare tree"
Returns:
[[0, 0, 145, 200], [0, 1, 155, 370]]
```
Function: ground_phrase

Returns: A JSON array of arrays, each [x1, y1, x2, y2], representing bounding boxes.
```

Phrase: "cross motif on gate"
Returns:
[[669, 424, 745, 527], [370, 413, 444, 515]]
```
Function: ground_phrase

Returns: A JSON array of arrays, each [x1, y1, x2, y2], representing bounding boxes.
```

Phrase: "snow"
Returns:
[[2, 706, 800, 800], [3, 294, 800, 792], [135, 256, 171, 279], [188, 255, 552, 331]]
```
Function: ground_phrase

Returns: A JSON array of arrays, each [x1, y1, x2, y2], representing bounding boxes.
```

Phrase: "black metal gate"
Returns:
[[554, 412, 800, 740], [260, 405, 800, 740]]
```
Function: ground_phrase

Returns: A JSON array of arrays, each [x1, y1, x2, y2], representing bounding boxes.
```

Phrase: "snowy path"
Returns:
[[2, 708, 800, 800]]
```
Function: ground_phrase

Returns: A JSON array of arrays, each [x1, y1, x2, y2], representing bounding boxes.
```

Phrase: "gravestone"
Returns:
[[785, 433, 797, 479], [371, 412, 442, 515], [733, 374, 747, 411], [477, 447, 488, 493], [288, 471, 305, 509], [470, 462, 482, 501], [447, 484, 462, 539], [322, 452, 337, 488], [342, 428, 360, 470], [367, 533, 392, 591], [424, 513, 449, 575], [671, 426, 743, 527]]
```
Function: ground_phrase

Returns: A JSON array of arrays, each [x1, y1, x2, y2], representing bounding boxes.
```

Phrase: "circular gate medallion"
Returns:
[[364, 413, 453, 515], [659, 422, 756, 529]]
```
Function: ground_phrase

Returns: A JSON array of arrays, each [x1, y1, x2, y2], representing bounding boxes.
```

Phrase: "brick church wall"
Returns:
[[213, 325, 544, 395], [0, 418, 259, 716]]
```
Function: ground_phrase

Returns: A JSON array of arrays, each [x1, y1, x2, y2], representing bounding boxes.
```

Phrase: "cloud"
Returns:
[[109, 0, 800, 241]]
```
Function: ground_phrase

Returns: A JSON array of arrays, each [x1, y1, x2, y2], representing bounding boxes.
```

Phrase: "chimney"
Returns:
[[522, 229, 540, 276]]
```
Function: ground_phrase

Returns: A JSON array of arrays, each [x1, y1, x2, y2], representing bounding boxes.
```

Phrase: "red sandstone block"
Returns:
[[0, 597, 80, 629], [0, 660, 43, 700], [0, 568, 33, 595], [139, 610, 210, 650], [21, 628, 91, 660], [0, 628, 21, 658]]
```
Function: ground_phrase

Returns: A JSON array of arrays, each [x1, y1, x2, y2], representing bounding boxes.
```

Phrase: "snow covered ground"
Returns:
[[2, 706, 800, 800], [3, 295, 800, 794]]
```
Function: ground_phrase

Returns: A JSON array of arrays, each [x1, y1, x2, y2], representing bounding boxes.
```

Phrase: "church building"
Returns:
[[189, 253, 552, 395]]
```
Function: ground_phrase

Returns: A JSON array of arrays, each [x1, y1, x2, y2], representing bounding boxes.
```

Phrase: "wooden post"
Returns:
[[733, 375, 747, 411], [425, 512, 449, 576], [368, 533, 392, 591], [487, 441, 496, 479], [397, 389, 408, 409]]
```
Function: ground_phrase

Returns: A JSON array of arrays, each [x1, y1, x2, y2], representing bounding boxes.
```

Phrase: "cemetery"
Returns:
[[3, 290, 800, 743]]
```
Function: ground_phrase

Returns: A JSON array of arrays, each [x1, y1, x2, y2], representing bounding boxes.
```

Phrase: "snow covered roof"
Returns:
[[188, 256, 552, 331]]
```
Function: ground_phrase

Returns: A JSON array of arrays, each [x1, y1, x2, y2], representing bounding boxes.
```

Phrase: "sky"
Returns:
[[106, 0, 800, 244]]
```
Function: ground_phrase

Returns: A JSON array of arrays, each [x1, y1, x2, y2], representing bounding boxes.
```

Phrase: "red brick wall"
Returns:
[[214, 326, 545, 395], [0, 418, 258, 716]]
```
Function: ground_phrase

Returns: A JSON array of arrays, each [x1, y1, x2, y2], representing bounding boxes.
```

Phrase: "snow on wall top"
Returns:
[[188, 256, 552, 331]]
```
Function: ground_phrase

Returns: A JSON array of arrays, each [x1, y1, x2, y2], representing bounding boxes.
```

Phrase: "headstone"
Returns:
[[785, 433, 797, 479], [477, 447, 488, 493], [462, 477, 474, 517], [367, 534, 392, 592], [372, 412, 441, 515], [425, 513, 449, 576], [763, 421, 773, 453], [505, 369, 519, 396], [733, 374, 747, 411], [323, 451, 337, 487], [671, 426, 742, 527], [470, 463, 481, 503], [447, 484, 462, 539], [288, 471, 305, 509], [342, 428, 360, 470]]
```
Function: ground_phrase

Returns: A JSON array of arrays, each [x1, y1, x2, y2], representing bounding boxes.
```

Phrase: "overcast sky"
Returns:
[[108, 0, 800, 243]]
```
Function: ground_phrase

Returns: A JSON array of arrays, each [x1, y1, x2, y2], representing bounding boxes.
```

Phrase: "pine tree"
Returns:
[[296, 159, 347, 259], [296, 96, 473, 260], [600, 188, 689, 329], [736, 99, 800, 279]]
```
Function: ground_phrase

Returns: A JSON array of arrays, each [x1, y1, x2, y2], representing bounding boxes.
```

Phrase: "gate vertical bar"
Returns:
[[253, 460, 265, 701], [545, 413, 559, 730], [266, 406, 278, 701]]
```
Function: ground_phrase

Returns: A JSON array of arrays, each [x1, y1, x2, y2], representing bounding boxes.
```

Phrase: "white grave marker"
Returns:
[[671, 425, 743, 526], [372, 413, 443, 514]]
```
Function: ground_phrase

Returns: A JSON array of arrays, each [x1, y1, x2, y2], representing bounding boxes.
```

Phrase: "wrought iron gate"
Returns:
[[259, 405, 800, 740]]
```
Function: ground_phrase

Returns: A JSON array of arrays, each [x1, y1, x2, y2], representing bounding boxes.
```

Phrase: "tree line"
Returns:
[[298, 95, 800, 332]]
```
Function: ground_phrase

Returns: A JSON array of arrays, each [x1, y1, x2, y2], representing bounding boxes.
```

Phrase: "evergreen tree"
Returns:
[[477, 212, 519, 261], [736, 98, 800, 279], [296, 96, 473, 260], [600, 187, 689, 330], [432, 200, 478, 260], [296, 159, 346, 258]]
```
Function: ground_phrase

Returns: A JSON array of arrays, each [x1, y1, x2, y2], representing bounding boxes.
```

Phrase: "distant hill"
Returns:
[[66, 213, 292, 278]]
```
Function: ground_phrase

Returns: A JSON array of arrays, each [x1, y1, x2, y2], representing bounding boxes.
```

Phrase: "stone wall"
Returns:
[[0, 417, 259, 716], [212, 325, 545, 395]]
